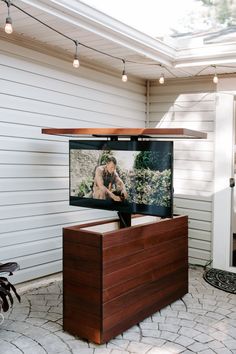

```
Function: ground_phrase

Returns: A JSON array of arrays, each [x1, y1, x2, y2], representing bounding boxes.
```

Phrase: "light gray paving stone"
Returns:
[[207, 339, 226, 350], [164, 317, 181, 325], [177, 311, 197, 321], [174, 335, 195, 347], [140, 317, 153, 323], [210, 330, 233, 342], [127, 341, 152, 353], [6, 321, 32, 333], [94, 349, 111, 354], [139, 322, 159, 330], [223, 339, 236, 350], [8, 313, 28, 321], [46, 300, 61, 306], [216, 302, 234, 310], [152, 314, 166, 323], [161, 342, 186, 353], [111, 350, 129, 354], [0, 330, 21, 341], [122, 331, 140, 341], [141, 329, 161, 337], [55, 330, 76, 340], [194, 315, 217, 326], [23, 326, 53, 340], [214, 348, 234, 354], [179, 327, 202, 338], [187, 341, 213, 352], [178, 319, 196, 328], [188, 308, 207, 315], [205, 311, 225, 320], [141, 337, 165, 346], [160, 331, 179, 341], [56, 318, 63, 325], [25, 317, 48, 326], [160, 309, 178, 317], [71, 348, 94, 354], [158, 323, 180, 333], [0, 341, 23, 354], [193, 333, 214, 343], [38, 334, 70, 353], [108, 338, 130, 349], [12, 336, 39, 349], [41, 321, 62, 332], [198, 350, 216, 354], [215, 307, 232, 316], [126, 325, 141, 332], [67, 339, 90, 349], [228, 312, 236, 319], [89, 343, 107, 349], [20, 345, 47, 354], [141, 348, 161, 354]]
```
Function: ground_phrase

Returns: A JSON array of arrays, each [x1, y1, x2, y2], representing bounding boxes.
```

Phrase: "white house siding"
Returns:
[[0, 40, 146, 283], [149, 79, 216, 266]]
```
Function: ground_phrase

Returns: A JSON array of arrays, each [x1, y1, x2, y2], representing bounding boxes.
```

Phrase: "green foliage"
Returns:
[[120, 168, 172, 207], [134, 151, 172, 172], [198, 0, 236, 26], [76, 177, 93, 197]]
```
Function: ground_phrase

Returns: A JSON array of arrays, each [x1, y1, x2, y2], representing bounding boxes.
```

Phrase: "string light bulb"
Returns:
[[5, 1, 13, 34], [122, 60, 128, 82], [213, 73, 218, 84], [212, 65, 218, 84], [73, 40, 80, 68], [159, 73, 165, 84]]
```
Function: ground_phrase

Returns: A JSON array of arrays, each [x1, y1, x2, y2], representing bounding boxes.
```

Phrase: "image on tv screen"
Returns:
[[69, 140, 173, 217]]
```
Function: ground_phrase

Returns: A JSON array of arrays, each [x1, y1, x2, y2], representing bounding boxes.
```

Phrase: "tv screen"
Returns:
[[69, 140, 173, 217]]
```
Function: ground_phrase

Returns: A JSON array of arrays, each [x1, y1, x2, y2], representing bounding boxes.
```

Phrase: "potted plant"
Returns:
[[0, 262, 21, 323]]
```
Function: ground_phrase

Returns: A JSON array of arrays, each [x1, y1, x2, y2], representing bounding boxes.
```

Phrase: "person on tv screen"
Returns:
[[92, 156, 128, 202]]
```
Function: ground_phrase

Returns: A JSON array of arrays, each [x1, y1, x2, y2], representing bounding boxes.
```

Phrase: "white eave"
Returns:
[[2, 0, 236, 79]]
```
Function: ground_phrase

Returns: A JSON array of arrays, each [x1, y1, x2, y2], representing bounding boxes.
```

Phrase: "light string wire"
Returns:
[[0, 0, 180, 79], [1, 0, 236, 82]]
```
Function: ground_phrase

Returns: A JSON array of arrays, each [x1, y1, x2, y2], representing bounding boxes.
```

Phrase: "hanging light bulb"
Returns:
[[122, 60, 128, 82], [5, 1, 13, 34], [159, 73, 165, 84], [213, 73, 218, 84], [73, 41, 80, 68], [212, 65, 218, 84]]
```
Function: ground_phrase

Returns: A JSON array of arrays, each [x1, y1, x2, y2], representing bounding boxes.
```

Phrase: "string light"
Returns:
[[212, 65, 218, 84], [121, 60, 128, 82], [213, 73, 218, 84], [73, 40, 80, 68], [159, 73, 165, 84], [0, 0, 233, 84], [5, 0, 13, 34]]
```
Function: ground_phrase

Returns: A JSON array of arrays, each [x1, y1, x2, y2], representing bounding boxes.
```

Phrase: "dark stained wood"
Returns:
[[42, 127, 207, 139], [63, 215, 188, 344]]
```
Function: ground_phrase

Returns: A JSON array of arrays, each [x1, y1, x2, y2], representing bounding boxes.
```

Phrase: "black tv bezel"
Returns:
[[69, 139, 173, 218]]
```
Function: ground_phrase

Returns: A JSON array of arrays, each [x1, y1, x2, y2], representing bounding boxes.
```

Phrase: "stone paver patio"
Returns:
[[0, 267, 236, 354]]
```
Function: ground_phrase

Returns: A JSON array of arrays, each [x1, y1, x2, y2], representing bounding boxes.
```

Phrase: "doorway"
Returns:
[[231, 99, 236, 267], [213, 92, 235, 273]]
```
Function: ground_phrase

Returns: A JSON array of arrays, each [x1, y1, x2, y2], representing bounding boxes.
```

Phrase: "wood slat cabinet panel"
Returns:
[[63, 215, 188, 344]]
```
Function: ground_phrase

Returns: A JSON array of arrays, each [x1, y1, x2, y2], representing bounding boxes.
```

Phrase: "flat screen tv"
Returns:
[[69, 140, 173, 218]]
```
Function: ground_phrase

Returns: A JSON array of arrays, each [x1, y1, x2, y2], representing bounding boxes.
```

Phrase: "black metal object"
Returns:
[[117, 212, 132, 228]]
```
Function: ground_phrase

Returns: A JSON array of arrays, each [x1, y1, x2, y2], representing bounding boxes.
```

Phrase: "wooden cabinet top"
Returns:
[[41, 128, 207, 139]]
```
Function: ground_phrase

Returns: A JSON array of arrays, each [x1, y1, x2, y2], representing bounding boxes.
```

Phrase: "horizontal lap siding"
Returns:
[[149, 81, 216, 266], [0, 41, 146, 283]]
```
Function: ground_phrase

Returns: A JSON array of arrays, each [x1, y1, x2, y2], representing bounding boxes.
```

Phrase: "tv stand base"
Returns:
[[63, 215, 188, 344]]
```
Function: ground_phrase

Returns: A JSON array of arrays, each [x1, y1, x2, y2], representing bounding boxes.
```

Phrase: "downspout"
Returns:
[[146, 80, 150, 128]]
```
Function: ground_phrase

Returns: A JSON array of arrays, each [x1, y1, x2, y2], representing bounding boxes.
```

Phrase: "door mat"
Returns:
[[203, 268, 236, 294]]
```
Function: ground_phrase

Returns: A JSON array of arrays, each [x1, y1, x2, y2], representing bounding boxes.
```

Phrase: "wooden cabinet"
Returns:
[[63, 215, 188, 344]]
